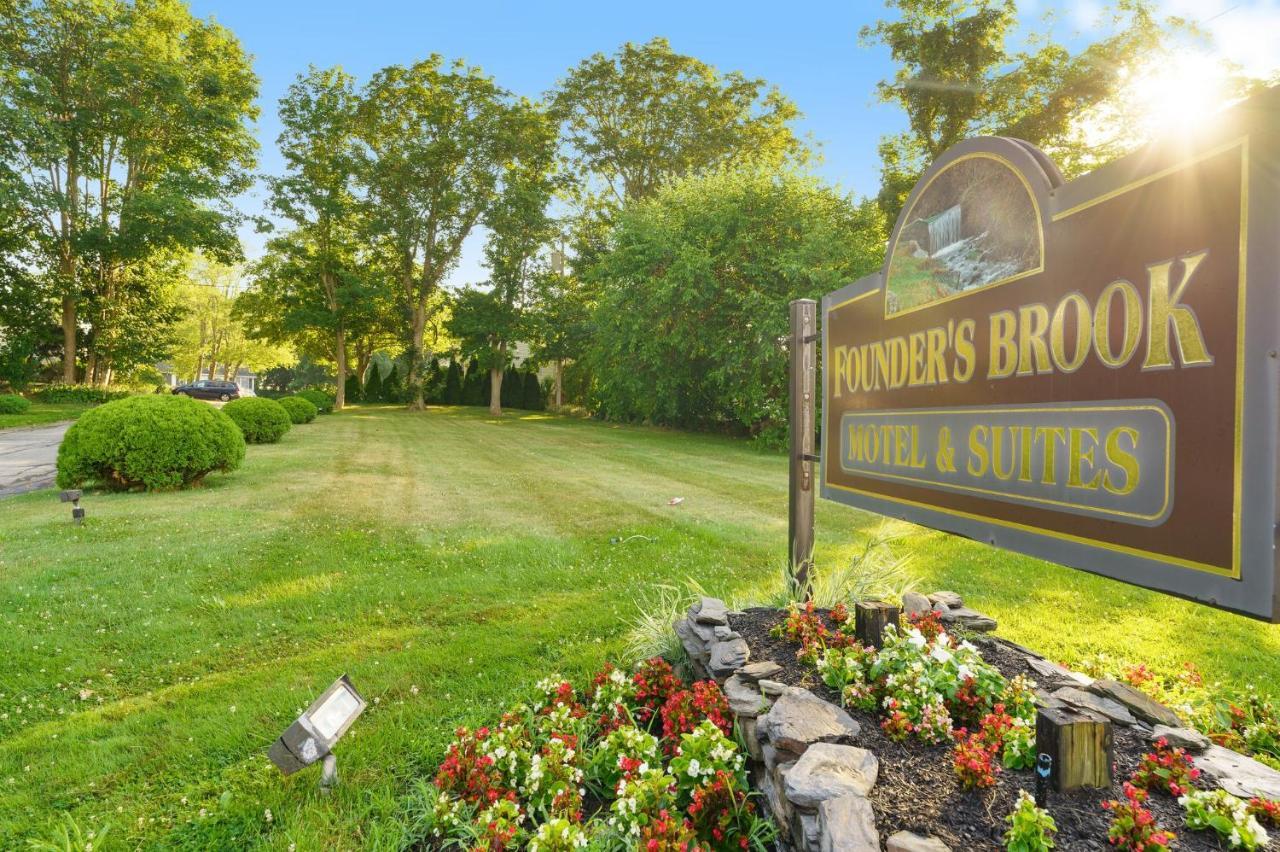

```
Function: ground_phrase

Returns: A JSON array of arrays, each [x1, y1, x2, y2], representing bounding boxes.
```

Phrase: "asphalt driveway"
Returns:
[[0, 422, 70, 497]]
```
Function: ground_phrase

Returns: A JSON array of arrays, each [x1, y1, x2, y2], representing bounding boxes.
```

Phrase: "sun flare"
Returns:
[[1123, 51, 1235, 136]]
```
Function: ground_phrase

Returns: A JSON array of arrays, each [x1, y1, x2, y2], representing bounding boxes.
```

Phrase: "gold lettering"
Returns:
[[988, 311, 1017, 378], [1018, 425, 1034, 482], [1036, 426, 1067, 485], [889, 336, 909, 388], [910, 425, 928, 469], [1067, 427, 1103, 490], [1094, 280, 1141, 368], [1103, 427, 1141, 496], [1017, 304, 1052, 376], [953, 319, 976, 382], [1143, 251, 1214, 369], [926, 327, 948, 385], [908, 331, 927, 386], [894, 425, 911, 467], [1050, 292, 1091, 373], [967, 425, 990, 477], [992, 427, 1017, 480], [831, 346, 848, 398]]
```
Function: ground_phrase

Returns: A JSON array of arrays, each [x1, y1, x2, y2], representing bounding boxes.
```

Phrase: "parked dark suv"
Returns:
[[173, 380, 240, 402]]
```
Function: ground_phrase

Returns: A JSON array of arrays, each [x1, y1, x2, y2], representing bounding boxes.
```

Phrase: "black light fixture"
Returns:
[[268, 675, 366, 792], [59, 490, 84, 524]]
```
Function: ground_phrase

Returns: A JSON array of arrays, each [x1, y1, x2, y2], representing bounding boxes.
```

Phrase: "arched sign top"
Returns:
[[883, 137, 1059, 318]]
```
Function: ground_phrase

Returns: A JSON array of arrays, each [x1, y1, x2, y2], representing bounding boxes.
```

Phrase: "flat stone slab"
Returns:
[[783, 742, 879, 808], [708, 636, 750, 678], [1088, 679, 1181, 727], [1053, 686, 1136, 725], [887, 831, 952, 852], [760, 688, 861, 758], [819, 793, 879, 852], [737, 661, 783, 682], [758, 678, 787, 697], [724, 674, 773, 718], [1150, 725, 1210, 752], [938, 606, 996, 632], [693, 596, 729, 626], [1027, 656, 1093, 687], [927, 591, 963, 609], [1196, 744, 1280, 800]]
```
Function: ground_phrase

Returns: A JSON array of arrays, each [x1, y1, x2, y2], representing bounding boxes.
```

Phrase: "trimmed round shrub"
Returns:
[[296, 388, 335, 414], [223, 397, 292, 444], [278, 395, 318, 424], [56, 395, 245, 491], [0, 393, 31, 414]]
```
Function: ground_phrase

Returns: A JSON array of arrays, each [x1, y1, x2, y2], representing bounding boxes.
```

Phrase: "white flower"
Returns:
[[686, 758, 701, 777]]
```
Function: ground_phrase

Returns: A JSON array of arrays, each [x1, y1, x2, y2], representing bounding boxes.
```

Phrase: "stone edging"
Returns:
[[675, 594, 1280, 852]]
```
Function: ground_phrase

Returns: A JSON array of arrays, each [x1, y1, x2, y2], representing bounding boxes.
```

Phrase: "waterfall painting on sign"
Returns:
[[885, 152, 1043, 315]]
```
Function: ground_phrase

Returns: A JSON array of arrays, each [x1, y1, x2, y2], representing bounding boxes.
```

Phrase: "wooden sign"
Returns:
[[820, 88, 1280, 620]]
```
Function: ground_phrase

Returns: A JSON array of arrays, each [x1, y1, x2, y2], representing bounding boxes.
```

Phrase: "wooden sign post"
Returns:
[[788, 298, 817, 600]]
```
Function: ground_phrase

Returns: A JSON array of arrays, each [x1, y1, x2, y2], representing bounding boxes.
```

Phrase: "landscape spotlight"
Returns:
[[268, 675, 366, 792], [59, 490, 84, 524]]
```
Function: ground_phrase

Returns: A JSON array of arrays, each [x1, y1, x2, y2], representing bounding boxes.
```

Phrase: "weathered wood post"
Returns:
[[1036, 706, 1113, 791], [854, 600, 901, 649], [788, 299, 817, 600]]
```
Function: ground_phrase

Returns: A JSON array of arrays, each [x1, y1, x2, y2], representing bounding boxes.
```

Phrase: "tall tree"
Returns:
[[358, 56, 517, 410], [862, 0, 1178, 221], [266, 66, 366, 409], [3, 0, 258, 384], [551, 37, 806, 209], [449, 101, 559, 416], [529, 254, 592, 410]]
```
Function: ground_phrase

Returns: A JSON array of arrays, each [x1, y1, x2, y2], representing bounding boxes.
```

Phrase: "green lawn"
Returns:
[[0, 400, 92, 430], [2, 405, 1278, 850]]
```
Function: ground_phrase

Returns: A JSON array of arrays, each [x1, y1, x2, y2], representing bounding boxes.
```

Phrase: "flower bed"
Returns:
[[415, 661, 777, 850], [729, 602, 1280, 851]]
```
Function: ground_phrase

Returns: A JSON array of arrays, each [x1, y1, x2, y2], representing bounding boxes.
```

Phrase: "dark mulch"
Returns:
[[730, 607, 1277, 851]]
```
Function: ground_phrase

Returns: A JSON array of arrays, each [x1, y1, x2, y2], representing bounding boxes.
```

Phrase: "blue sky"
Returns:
[[187, 0, 1280, 287]]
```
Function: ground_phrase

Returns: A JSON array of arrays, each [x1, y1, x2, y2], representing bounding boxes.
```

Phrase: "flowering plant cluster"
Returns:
[[1102, 783, 1176, 851], [1203, 689, 1280, 772], [1004, 789, 1057, 852], [1247, 796, 1280, 826], [952, 728, 999, 789], [1130, 738, 1201, 797], [1179, 788, 1270, 850], [771, 600, 856, 665], [423, 660, 774, 850]]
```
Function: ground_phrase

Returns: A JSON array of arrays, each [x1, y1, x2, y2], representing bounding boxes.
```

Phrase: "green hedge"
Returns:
[[56, 395, 245, 491], [278, 396, 318, 424], [296, 389, 335, 414], [0, 393, 31, 414], [33, 384, 132, 404], [223, 397, 292, 444]]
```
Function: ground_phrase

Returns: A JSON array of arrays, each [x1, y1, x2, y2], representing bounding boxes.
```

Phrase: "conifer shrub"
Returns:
[[278, 396, 318, 424], [424, 358, 442, 403], [443, 360, 463, 404], [383, 365, 402, 403], [223, 397, 292, 443], [522, 372, 544, 411], [501, 366, 521, 409], [56, 395, 244, 491], [364, 366, 383, 403], [296, 389, 334, 414], [343, 373, 362, 404], [462, 358, 487, 406], [0, 393, 31, 414]]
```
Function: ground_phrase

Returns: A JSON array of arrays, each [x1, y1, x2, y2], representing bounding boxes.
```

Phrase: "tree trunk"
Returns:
[[334, 321, 346, 410], [407, 304, 426, 410], [488, 340, 507, 416], [193, 354, 204, 384], [554, 359, 564, 409], [61, 296, 77, 384]]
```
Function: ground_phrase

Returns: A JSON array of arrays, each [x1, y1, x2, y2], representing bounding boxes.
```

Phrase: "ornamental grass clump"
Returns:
[[55, 394, 244, 491], [1180, 788, 1269, 850], [1005, 790, 1057, 851], [415, 659, 773, 850], [222, 396, 291, 444]]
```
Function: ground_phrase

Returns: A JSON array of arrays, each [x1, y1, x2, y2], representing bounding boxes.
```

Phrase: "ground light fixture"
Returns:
[[268, 675, 366, 792], [59, 489, 84, 524]]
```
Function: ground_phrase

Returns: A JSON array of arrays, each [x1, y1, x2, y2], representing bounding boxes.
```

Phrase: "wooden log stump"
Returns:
[[854, 600, 901, 649], [1036, 705, 1113, 791]]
